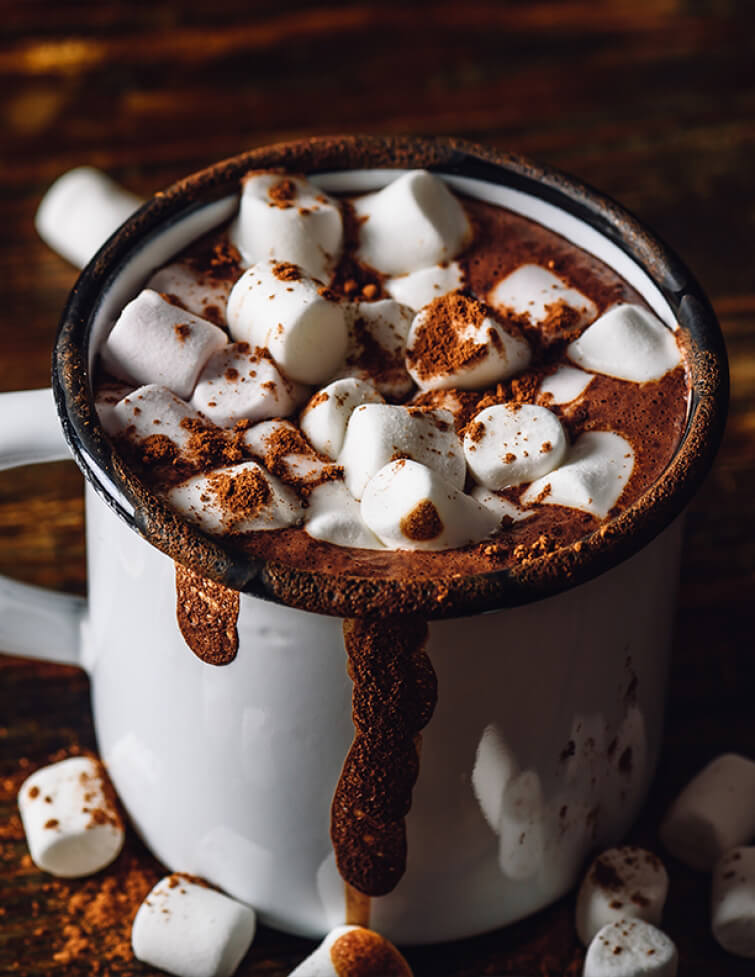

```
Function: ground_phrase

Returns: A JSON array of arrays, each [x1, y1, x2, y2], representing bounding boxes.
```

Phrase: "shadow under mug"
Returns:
[[0, 137, 727, 943]]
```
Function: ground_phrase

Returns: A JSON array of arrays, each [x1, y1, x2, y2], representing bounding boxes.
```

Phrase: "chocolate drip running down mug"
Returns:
[[0, 138, 727, 943]]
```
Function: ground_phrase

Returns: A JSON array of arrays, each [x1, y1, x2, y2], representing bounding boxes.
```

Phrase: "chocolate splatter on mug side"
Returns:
[[175, 563, 240, 665]]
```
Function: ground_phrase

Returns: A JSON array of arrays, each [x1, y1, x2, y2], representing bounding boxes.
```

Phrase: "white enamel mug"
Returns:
[[0, 138, 727, 944]]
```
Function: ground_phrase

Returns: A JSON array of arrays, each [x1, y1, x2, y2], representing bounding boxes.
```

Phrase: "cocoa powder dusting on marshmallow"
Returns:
[[206, 467, 271, 519], [406, 292, 490, 381], [272, 261, 302, 282], [175, 563, 240, 666], [329, 926, 412, 977], [400, 500, 443, 542], [268, 178, 297, 207], [174, 323, 191, 342]]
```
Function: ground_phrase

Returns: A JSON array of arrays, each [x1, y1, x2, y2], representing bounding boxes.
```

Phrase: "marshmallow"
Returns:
[[361, 459, 498, 551], [538, 365, 594, 405], [712, 847, 755, 958], [463, 403, 568, 490], [353, 170, 472, 276], [498, 769, 545, 881], [18, 756, 124, 878], [167, 461, 303, 535], [35, 166, 142, 269], [575, 847, 669, 946], [340, 300, 415, 398], [659, 753, 755, 872], [385, 261, 465, 311], [288, 925, 412, 977], [568, 304, 682, 383], [243, 418, 340, 490], [94, 381, 135, 433], [304, 481, 384, 550], [471, 725, 519, 833], [226, 262, 348, 385], [488, 263, 597, 330], [230, 172, 343, 283], [101, 384, 205, 449], [521, 431, 635, 518], [192, 344, 306, 428], [300, 378, 384, 460], [470, 486, 535, 524], [131, 875, 256, 977], [405, 293, 531, 391], [583, 919, 678, 977], [102, 290, 228, 399], [339, 404, 465, 499], [148, 260, 234, 325]]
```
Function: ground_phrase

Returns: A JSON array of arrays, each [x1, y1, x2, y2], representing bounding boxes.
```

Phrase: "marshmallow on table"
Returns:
[[132, 874, 256, 977], [463, 404, 568, 490], [385, 261, 465, 311], [230, 172, 343, 283], [361, 459, 498, 551], [148, 260, 235, 325], [288, 924, 412, 977], [659, 753, 755, 871], [568, 304, 682, 383], [353, 169, 472, 276], [226, 262, 348, 385], [339, 404, 465, 499], [521, 431, 635, 518], [405, 293, 531, 391], [100, 384, 205, 450], [340, 299, 415, 398], [538, 365, 594, 405], [488, 263, 597, 331], [300, 378, 384, 460], [35, 166, 142, 269], [102, 290, 227, 400], [712, 847, 755, 958], [583, 919, 678, 977], [576, 847, 669, 946], [18, 756, 124, 878], [304, 481, 384, 550]]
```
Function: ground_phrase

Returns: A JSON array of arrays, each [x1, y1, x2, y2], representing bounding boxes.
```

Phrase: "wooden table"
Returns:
[[1, 2, 753, 973]]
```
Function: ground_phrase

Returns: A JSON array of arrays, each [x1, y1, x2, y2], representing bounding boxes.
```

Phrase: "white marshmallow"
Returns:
[[361, 459, 497, 551], [167, 461, 302, 535], [498, 769, 545, 881], [230, 172, 343, 283], [405, 294, 531, 391], [18, 756, 124, 878], [304, 481, 384, 550], [243, 419, 340, 490], [521, 431, 635, 518], [340, 300, 415, 399], [488, 263, 597, 329], [226, 263, 347, 385], [463, 404, 568, 490], [712, 847, 755, 958], [583, 919, 678, 977], [339, 404, 465, 500], [353, 170, 472, 276], [94, 382, 135, 433], [470, 486, 535, 524], [300, 378, 384, 460], [192, 344, 306, 428], [568, 304, 682, 383], [576, 847, 669, 946], [385, 261, 465, 311], [659, 754, 755, 872], [288, 924, 412, 977], [102, 289, 227, 399], [539, 365, 594, 405], [471, 725, 519, 834], [35, 166, 142, 269], [102, 384, 205, 449], [131, 875, 256, 977], [148, 260, 234, 325]]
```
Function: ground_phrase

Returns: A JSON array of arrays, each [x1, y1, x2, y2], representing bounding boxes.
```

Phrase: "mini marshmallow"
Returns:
[[575, 847, 669, 946], [498, 769, 545, 881], [405, 293, 531, 391], [226, 262, 348, 385], [304, 481, 384, 550], [18, 756, 124, 878], [539, 365, 594, 405], [353, 170, 472, 276], [463, 404, 568, 490], [94, 382, 135, 433], [35, 166, 142, 269], [583, 919, 678, 977], [167, 461, 302, 535], [192, 344, 306, 428], [471, 724, 519, 834], [131, 874, 256, 977], [102, 384, 205, 449], [288, 924, 412, 977], [470, 486, 535, 524], [340, 300, 415, 398], [230, 172, 343, 283], [339, 404, 465, 499], [361, 459, 498, 551], [568, 304, 681, 383], [385, 261, 465, 311], [712, 847, 755, 958], [521, 431, 635, 518], [488, 263, 597, 330], [148, 260, 234, 325], [300, 378, 384, 460], [243, 418, 341, 491], [659, 753, 755, 871], [102, 290, 227, 399]]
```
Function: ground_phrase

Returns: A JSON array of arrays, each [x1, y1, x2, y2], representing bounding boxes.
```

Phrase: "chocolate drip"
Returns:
[[344, 882, 372, 928], [175, 563, 240, 665], [331, 617, 437, 897]]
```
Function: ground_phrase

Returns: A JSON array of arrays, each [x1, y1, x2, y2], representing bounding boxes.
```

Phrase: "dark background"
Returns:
[[0, 1, 753, 974]]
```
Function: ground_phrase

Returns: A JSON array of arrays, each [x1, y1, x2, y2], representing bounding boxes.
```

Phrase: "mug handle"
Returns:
[[0, 388, 86, 668]]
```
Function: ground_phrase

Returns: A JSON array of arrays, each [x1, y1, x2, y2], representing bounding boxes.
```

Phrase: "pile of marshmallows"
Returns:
[[97, 169, 682, 551]]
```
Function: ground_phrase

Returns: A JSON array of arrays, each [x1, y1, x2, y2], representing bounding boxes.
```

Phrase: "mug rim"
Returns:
[[52, 134, 729, 619]]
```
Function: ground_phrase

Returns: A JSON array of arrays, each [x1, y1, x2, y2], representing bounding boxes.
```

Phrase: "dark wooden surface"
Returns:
[[1, 1, 754, 974]]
